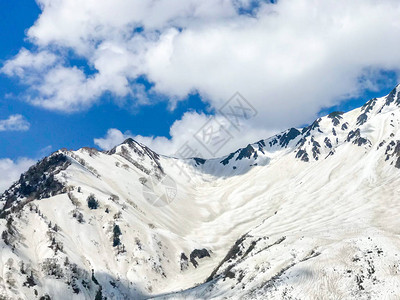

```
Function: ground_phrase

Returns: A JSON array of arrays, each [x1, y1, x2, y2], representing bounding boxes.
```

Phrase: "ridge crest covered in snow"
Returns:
[[1, 86, 400, 299]]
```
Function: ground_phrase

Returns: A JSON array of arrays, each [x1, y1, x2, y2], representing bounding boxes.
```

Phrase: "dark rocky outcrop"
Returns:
[[296, 149, 309, 162], [193, 158, 206, 165], [384, 140, 400, 168], [385, 84, 400, 106], [220, 153, 236, 165], [347, 129, 361, 142], [236, 145, 256, 161], [1, 152, 70, 216], [347, 129, 371, 146], [180, 253, 189, 271], [357, 98, 377, 126], [279, 128, 301, 148], [257, 140, 266, 148], [324, 137, 333, 149], [362, 98, 377, 112], [190, 249, 210, 268], [327, 111, 344, 126], [307, 118, 323, 133], [311, 138, 321, 160], [206, 234, 248, 282], [220, 144, 259, 166]]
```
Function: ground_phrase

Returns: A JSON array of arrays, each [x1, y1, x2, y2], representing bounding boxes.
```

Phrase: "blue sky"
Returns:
[[0, 0, 210, 160], [1, 0, 400, 191]]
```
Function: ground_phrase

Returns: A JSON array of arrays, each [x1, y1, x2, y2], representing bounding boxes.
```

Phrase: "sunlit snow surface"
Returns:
[[1, 86, 400, 299]]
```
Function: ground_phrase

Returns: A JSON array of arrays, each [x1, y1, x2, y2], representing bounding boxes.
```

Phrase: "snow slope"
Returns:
[[1, 85, 400, 299]]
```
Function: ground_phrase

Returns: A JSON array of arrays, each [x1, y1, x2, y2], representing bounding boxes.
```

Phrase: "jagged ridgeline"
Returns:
[[2, 84, 400, 213], [0, 84, 399, 299], [0, 152, 71, 217], [0, 138, 166, 217]]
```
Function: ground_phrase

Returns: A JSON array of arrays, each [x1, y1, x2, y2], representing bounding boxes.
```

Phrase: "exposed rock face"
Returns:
[[384, 140, 400, 168], [279, 128, 301, 148], [1, 86, 400, 299], [189, 248, 211, 268], [357, 98, 377, 125], [0, 152, 70, 215], [180, 253, 189, 271], [328, 111, 344, 126], [295, 149, 309, 162], [385, 84, 400, 106]]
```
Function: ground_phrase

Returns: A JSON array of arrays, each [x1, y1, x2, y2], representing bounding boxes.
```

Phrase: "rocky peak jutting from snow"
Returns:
[[3, 84, 400, 214], [1, 84, 400, 299], [191, 83, 400, 171]]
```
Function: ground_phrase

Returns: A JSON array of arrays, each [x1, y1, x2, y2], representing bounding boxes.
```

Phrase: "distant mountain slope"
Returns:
[[1, 84, 400, 299]]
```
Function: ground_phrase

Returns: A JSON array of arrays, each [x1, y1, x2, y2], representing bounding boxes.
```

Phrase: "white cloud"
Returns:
[[1, 48, 58, 79], [95, 111, 275, 158], [0, 158, 36, 193], [38, 145, 53, 157], [0, 114, 30, 132], [143, 0, 400, 128], [94, 128, 131, 151], [2, 0, 400, 129], [31, 65, 100, 112]]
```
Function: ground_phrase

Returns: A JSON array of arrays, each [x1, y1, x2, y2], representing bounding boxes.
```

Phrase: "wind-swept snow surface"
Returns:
[[1, 85, 400, 299]]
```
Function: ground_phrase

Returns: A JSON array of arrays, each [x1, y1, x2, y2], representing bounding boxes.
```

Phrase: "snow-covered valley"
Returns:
[[1, 85, 400, 299]]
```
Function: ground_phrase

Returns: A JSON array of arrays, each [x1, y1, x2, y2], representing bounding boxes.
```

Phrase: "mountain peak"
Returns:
[[2, 86, 400, 299], [122, 137, 139, 146], [385, 83, 400, 106]]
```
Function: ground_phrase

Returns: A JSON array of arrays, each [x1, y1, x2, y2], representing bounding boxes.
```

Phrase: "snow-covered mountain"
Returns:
[[1, 84, 400, 299]]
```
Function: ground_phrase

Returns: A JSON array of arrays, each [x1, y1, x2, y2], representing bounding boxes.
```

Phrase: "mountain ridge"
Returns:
[[1, 84, 400, 299]]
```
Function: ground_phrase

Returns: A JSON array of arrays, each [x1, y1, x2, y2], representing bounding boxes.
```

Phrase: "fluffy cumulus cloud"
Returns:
[[94, 128, 131, 151], [0, 114, 30, 132], [94, 111, 274, 158], [0, 158, 36, 193], [3, 0, 400, 150]]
